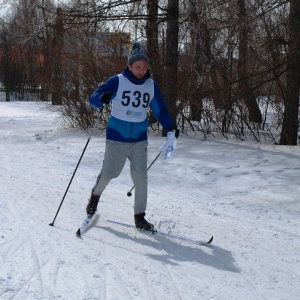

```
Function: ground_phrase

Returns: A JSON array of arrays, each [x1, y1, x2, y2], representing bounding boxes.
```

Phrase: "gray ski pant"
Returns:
[[92, 139, 148, 214]]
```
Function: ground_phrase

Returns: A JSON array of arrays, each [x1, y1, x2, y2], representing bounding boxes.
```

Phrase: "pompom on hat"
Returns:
[[128, 42, 148, 65]]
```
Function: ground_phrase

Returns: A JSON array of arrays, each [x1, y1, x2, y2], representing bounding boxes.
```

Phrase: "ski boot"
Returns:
[[86, 194, 100, 216], [134, 212, 156, 233]]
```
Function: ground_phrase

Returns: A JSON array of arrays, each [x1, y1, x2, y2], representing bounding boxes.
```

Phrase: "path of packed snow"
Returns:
[[0, 102, 299, 299]]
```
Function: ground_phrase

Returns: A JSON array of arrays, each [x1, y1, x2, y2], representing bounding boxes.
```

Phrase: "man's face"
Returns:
[[128, 60, 148, 79]]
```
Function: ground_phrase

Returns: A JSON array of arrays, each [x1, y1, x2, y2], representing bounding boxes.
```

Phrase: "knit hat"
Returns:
[[128, 42, 148, 65]]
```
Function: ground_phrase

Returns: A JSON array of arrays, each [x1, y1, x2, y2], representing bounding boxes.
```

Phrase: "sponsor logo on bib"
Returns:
[[126, 110, 143, 118]]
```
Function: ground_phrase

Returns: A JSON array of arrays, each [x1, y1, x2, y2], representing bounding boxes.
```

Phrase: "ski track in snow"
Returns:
[[0, 102, 300, 300]]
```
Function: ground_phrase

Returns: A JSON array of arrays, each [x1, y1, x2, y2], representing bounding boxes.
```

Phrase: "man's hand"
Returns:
[[160, 131, 177, 160], [160, 131, 176, 152]]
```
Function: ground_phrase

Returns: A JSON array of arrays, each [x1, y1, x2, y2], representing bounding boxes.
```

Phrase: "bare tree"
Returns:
[[164, 0, 179, 126], [146, 0, 161, 83], [2, 0, 297, 143], [237, 0, 262, 124], [186, 0, 205, 123], [51, 6, 64, 105], [280, 0, 300, 145]]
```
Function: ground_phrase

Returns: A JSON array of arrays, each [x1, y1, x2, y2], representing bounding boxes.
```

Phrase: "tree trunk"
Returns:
[[146, 0, 161, 125], [237, 0, 262, 124], [146, 0, 160, 83], [51, 7, 64, 105], [280, 0, 300, 145], [2, 32, 11, 102], [164, 0, 179, 126], [188, 0, 203, 122]]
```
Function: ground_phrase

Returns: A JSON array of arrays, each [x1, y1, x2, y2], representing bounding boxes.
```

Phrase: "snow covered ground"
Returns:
[[0, 101, 299, 300]]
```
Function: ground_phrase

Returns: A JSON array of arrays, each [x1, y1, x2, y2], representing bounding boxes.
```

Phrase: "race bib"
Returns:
[[111, 75, 154, 122]]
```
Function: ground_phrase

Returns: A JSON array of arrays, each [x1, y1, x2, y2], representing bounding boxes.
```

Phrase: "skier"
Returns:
[[86, 41, 179, 231]]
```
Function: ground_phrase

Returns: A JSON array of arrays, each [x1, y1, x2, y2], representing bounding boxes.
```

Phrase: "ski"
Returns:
[[76, 214, 97, 237], [107, 219, 157, 234], [106, 219, 213, 246]]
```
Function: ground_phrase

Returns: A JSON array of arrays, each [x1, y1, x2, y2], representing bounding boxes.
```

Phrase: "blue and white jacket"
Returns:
[[89, 67, 175, 143]]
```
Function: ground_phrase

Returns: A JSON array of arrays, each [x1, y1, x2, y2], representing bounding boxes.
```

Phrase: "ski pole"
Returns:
[[127, 151, 161, 197], [49, 112, 102, 226]]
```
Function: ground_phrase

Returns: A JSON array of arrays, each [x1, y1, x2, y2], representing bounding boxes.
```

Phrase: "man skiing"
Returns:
[[86, 41, 179, 231]]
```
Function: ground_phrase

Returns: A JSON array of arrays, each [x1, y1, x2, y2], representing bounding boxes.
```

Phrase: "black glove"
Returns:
[[168, 127, 179, 138], [101, 92, 112, 104]]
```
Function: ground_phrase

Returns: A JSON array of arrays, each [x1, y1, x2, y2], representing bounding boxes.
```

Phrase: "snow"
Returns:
[[0, 101, 299, 300]]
